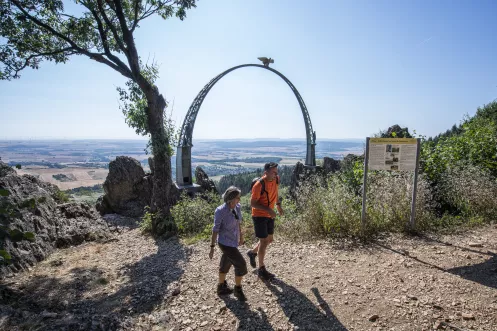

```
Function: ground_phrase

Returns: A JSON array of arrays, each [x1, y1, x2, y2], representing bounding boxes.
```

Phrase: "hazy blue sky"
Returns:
[[1, 0, 497, 140]]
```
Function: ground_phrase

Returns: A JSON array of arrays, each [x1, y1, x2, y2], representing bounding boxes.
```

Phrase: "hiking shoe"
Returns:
[[258, 266, 275, 281], [246, 250, 257, 268], [233, 285, 247, 302], [217, 281, 233, 295]]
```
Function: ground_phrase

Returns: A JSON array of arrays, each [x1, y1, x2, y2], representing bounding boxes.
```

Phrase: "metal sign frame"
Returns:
[[361, 137, 421, 230]]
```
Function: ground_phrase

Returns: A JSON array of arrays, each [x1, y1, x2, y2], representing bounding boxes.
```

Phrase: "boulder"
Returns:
[[323, 157, 341, 174], [0, 162, 110, 278], [383, 124, 412, 138], [99, 156, 152, 217], [195, 166, 218, 194]]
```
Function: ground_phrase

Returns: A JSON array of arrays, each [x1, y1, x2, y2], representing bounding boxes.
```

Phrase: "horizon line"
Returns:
[[0, 137, 365, 141]]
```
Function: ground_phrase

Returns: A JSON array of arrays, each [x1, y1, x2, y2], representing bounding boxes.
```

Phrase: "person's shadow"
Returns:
[[263, 278, 348, 331], [220, 296, 274, 330]]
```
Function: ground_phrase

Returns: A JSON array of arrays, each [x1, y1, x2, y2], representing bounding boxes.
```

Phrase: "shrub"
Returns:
[[365, 171, 435, 233], [422, 116, 497, 181], [279, 174, 363, 239], [436, 163, 497, 221], [171, 192, 222, 237], [278, 170, 436, 239], [53, 188, 70, 203], [139, 206, 154, 234]]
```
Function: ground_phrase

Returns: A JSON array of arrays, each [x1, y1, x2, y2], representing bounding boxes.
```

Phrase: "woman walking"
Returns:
[[209, 186, 247, 301]]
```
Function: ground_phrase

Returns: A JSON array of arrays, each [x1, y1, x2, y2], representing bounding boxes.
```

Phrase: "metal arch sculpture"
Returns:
[[176, 64, 316, 186]]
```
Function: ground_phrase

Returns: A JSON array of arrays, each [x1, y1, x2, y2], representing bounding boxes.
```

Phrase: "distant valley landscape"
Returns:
[[0, 139, 364, 189]]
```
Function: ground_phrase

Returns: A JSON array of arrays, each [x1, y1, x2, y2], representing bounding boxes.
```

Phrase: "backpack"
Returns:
[[250, 176, 279, 206]]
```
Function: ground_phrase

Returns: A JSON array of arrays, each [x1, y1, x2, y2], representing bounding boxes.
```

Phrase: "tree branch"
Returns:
[[88, 7, 132, 77], [95, 0, 127, 53], [131, 0, 140, 32], [10, 0, 132, 79], [13, 47, 75, 78], [112, 0, 140, 76]]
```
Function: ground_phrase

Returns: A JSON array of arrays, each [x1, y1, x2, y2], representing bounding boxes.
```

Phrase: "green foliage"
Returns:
[[0, 1, 197, 80], [279, 175, 363, 238], [194, 157, 282, 164], [279, 170, 435, 239], [171, 192, 222, 237], [436, 163, 497, 220], [377, 125, 413, 138], [0, 223, 35, 265], [139, 206, 154, 234], [421, 115, 497, 182], [53, 188, 69, 203], [65, 184, 103, 196], [475, 100, 497, 123], [217, 165, 294, 194], [218, 170, 263, 195], [337, 157, 364, 195], [15, 164, 21, 169], [19, 198, 36, 209], [0, 189, 9, 197], [116, 61, 179, 156]]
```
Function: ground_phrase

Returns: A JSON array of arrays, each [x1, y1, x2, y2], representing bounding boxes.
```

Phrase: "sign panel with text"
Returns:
[[368, 138, 418, 171]]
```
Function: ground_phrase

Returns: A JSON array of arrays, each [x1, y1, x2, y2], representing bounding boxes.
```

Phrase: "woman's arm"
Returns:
[[210, 208, 222, 259], [209, 231, 218, 259]]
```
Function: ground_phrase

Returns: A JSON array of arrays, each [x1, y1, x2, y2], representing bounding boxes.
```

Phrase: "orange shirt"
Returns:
[[251, 176, 279, 218]]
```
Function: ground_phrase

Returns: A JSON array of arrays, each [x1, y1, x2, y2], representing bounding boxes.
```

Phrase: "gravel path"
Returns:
[[1, 218, 497, 331]]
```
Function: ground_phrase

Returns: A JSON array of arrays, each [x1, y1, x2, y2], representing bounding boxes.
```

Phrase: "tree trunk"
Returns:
[[146, 89, 174, 235]]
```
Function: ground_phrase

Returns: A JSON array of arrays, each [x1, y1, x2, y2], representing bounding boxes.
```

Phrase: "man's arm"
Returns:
[[251, 198, 276, 218]]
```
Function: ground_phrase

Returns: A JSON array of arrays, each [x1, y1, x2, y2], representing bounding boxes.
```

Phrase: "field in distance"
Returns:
[[0, 139, 363, 189]]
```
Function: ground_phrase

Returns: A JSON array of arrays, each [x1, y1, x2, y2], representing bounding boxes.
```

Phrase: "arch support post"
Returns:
[[176, 146, 193, 186], [306, 142, 316, 167]]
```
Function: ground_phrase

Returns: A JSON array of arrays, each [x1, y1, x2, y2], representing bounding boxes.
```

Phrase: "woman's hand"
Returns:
[[239, 236, 245, 246], [209, 247, 214, 260]]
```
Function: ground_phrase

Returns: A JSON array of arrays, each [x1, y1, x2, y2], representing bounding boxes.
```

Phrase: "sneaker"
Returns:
[[217, 281, 233, 295], [233, 285, 247, 302], [257, 266, 275, 281], [246, 250, 257, 268]]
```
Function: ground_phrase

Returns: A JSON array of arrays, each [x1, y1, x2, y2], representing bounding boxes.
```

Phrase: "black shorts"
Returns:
[[252, 217, 275, 239], [218, 243, 247, 276]]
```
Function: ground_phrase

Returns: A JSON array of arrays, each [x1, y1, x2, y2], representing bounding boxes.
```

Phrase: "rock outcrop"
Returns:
[[97, 156, 153, 217], [0, 162, 110, 278], [322, 157, 341, 174], [382, 124, 413, 138], [195, 166, 218, 194], [289, 162, 325, 199]]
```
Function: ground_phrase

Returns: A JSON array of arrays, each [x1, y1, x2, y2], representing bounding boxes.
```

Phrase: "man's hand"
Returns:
[[268, 209, 277, 219], [239, 236, 245, 246], [209, 247, 214, 260], [277, 204, 284, 216]]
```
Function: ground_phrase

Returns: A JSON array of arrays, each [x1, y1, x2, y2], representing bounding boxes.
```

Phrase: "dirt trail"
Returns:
[[1, 220, 497, 331]]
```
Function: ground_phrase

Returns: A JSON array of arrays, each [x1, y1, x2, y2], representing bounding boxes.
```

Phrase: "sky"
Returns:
[[1, 0, 497, 141]]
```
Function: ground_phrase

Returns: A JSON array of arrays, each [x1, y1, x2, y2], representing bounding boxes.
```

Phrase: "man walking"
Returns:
[[247, 162, 284, 280]]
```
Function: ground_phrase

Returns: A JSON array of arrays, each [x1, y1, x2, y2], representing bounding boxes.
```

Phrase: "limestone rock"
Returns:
[[322, 157, 341, 174], [99, 156, 152, 217], [194, 166, 218, 194], [0, 161, 110, 278]]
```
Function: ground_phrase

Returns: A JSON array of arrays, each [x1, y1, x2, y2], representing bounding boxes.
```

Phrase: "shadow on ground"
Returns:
[[264, 278, 348, 331], [221, 296, 274, 331], [0, 236, 188, 330], [375, 236, 497, 290]]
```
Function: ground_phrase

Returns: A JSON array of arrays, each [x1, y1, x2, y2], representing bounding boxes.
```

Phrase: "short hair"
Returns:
[[264, 162, 278, 171], [222, 186, 241, 203]]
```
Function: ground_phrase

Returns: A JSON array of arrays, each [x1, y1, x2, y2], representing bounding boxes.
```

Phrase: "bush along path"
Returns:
[[1, 220, 497, 330]]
